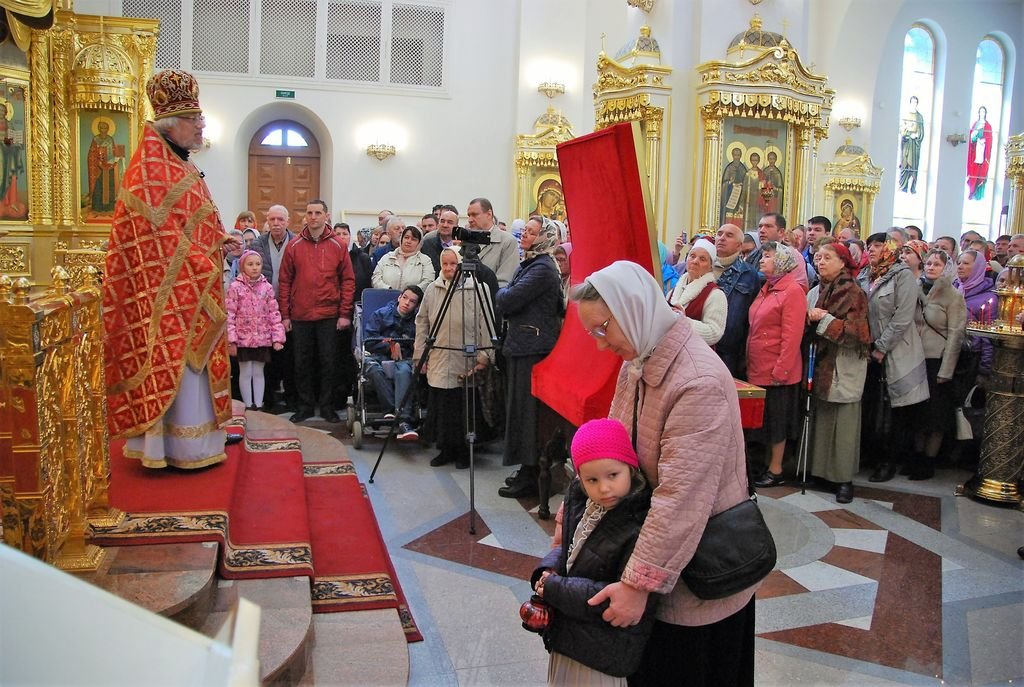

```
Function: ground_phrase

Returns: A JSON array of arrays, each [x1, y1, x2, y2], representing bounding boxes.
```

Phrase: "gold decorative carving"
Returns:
[[593, 26, 673, 229], [54, 240, 106, 290], [513, 106, 575, 220], [696, 17, 832, 232], [0, 277, 110, 571], [28, 32, 51, 225], [70, 39, 137, 111], [823, 141, 883, 238], [0, 244, 28, 274], [50, 26, 73, 225], [626, 0, 654, 11], [1005, 133, 1024, 234]]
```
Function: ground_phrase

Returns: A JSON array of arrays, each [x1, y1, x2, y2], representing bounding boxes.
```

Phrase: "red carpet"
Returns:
[[304, 462, 422, 641], [91, 433, 313, 579], [89, 428, 422, 641]]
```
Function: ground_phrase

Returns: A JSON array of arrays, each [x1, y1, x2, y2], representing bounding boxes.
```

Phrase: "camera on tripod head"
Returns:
[[452, 226, 491, 246]]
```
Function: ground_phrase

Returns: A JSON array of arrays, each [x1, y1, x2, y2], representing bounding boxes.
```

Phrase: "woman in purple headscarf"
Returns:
[[953, 250, 995, 376]]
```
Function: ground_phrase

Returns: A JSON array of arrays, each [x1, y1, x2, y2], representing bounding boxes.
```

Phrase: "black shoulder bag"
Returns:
[[631, 381, 777, 600]]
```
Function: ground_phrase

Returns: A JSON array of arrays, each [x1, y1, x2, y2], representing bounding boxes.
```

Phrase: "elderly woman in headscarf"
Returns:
[[740, 231, 760, 262], [569, 261, 756, 687], [806, 239, 872, 503], [496, 216, 564, 497], [553, 242, 572, 304], [953, 249, 996, 376], [861, 233, 929, 483], [667, 237, 727, 346], [748, 243, 808, 488], [900, 239, 930, 281], [414, 246, 494, 469], [912, 248, 967, 480]]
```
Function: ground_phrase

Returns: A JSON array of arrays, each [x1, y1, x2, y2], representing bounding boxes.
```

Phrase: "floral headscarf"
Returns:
[[764, 241, 798, 275], [523, 217, 559, 261], [904, 239, 930, 266], [869, 239, 900, 283]]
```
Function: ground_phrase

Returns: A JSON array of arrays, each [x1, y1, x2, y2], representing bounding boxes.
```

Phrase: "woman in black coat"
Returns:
[[495, 216, 564, 497]]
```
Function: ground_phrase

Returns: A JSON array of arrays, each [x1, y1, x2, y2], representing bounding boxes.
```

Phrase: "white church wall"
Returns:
[[77, 0, 523, 230], [72, 0, 1022, 239]]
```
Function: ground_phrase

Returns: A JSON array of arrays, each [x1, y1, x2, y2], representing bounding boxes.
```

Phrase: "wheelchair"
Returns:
[[346, 288, 422, 448]]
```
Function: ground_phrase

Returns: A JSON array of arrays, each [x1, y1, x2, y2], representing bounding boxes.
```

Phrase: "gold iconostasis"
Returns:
[[0, 7, 156, 286]]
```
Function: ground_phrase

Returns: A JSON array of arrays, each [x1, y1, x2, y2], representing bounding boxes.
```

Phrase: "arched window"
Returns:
[[962, 37, 1008, 238], [893, 25, 937, 230], [259, 124, 310, 148]]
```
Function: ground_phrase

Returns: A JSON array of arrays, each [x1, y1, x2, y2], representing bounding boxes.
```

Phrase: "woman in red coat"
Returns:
[[748, 242, 807, 487]]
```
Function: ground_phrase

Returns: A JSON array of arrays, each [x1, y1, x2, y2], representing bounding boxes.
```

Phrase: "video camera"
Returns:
[[451, 226, 492, 246]]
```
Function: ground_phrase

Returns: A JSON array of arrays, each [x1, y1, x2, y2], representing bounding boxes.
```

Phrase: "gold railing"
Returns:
[[0, 266, 120, 571]]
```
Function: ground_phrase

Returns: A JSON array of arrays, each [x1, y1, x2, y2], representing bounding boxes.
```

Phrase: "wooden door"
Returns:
[[247, 121, 321, 231]]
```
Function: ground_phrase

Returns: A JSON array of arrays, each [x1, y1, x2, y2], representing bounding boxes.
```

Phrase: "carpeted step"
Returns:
[[303, 462, 423, 642], [92, 430, 314, 580]]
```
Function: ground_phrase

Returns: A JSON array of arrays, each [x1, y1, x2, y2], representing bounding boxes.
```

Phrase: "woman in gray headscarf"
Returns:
[[496, 216, 564, 497], [569, 261, 756, 686]]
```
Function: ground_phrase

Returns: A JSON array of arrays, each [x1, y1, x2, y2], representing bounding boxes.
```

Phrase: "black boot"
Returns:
[[836, 482, 854, 504], [868, 462, 896, 482], [499, 465, 539, 498]]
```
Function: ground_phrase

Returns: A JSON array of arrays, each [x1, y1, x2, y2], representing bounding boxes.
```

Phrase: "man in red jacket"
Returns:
[[278, 199, 355, 423]]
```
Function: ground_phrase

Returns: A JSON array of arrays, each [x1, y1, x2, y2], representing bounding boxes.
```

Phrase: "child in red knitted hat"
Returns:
[[526, 418, 655, 684]]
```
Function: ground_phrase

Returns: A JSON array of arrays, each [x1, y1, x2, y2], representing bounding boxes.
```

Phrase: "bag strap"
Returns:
[[922, 313, 948, 341], [964, 385, 978, 408], [631, 379, 640, 452]]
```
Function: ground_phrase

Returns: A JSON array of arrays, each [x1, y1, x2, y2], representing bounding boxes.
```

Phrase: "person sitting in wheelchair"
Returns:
[[365, 285, 423, 440]]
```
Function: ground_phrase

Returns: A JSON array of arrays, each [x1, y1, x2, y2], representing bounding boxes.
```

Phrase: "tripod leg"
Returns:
[[369, 274, 463, 483]]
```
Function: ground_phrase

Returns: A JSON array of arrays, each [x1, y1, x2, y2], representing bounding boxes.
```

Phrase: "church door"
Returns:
[[247, 121, 321, 230]]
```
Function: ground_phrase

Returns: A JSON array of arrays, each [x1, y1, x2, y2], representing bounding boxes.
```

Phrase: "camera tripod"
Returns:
[[368, 259, 501, 535]]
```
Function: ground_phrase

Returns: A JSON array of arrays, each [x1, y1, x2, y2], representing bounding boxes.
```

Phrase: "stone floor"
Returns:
[[268, 408, 1023, 686], [241, 405, 1024, 683]]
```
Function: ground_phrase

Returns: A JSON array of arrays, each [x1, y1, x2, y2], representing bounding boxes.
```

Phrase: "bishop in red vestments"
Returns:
[[103, 70, 237, 469]]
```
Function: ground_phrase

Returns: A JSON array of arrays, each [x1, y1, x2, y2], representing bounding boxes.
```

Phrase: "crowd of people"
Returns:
[[663, 216, 1022, 503], [223, 195, 1022, 510], [108, 69, 1020, 687]]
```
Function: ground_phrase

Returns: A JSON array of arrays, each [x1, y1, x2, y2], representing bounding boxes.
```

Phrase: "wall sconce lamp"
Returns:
[[537, 81, 565, 99], [366, 143, 396, 161], [838, 117, 861, 132], [946, 133, 967, 147]]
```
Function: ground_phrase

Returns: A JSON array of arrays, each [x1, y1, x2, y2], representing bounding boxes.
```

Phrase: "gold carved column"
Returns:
[[0, 269, 118, 571], [593, 26, 672, 234], [1005, 133, 1024, 236], [696, 16, 833, 233], [28, 31, 51, 225]]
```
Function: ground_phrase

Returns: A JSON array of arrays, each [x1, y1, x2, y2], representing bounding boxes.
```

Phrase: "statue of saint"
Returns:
[[719, 146, 747, 227], [966, 106, 993, 201], [898, 96, 924, 194]]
